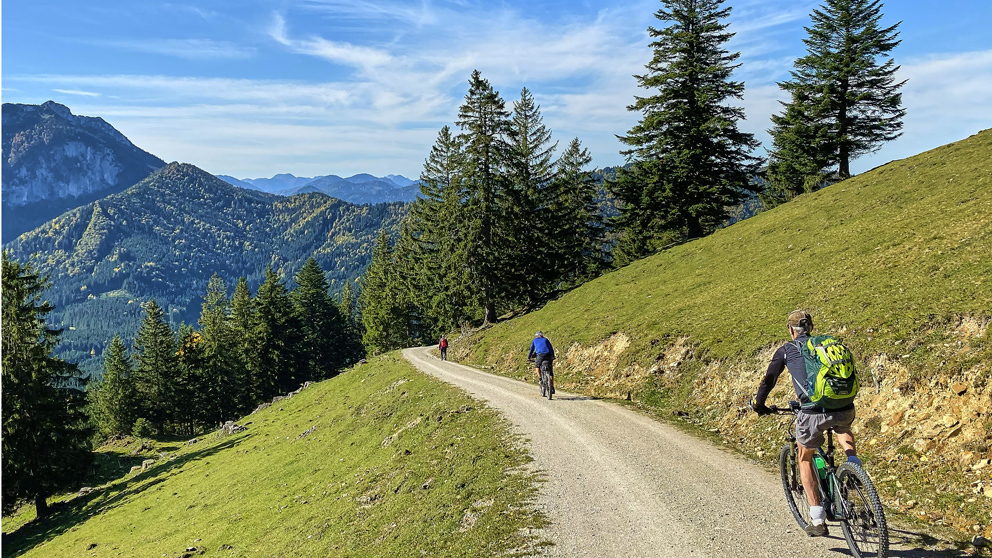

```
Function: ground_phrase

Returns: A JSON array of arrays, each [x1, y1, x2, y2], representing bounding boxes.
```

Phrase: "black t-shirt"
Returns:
[[756, 335, 811, 406]]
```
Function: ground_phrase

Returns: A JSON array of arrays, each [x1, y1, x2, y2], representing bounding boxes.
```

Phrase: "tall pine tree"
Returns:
[[253, 267, 303, 398], [764, 88, 834, 205], [769, 0, 905, 189], [197, 273, 245, 423], [229, 276, 258, 409], [337, 281, 364, 361], [360, 230, 416, 355], [456, 70, 514, 324], [292, 257, 349, 379], [2, 253, 92, 517], [504, 87, 559, 307], [173, 324, 209, 435], [552, 138, 606, 284], [611, 0, 760, 260], [89, 334, 137, 439], [132, 298, 179, 434]]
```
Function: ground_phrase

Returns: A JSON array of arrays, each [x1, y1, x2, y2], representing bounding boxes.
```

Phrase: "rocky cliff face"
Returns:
[[1, 101, 165, 240]]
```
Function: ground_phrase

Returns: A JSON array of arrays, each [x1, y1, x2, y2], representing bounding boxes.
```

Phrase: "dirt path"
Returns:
[[403, 347, 955, 558]]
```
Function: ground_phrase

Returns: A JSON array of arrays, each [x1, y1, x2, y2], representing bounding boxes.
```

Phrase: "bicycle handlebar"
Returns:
[[766, 401, 801, 415]]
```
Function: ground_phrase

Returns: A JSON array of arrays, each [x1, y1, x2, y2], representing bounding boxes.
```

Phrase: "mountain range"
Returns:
[[217, 172, 421, 204], [1, 102, 414, 373], [2, 101, 166, 240], [5, 162, 407, 373]]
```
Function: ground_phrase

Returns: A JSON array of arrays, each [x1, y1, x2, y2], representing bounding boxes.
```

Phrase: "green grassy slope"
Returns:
[[463, 129, 991, 384], [455, 130, 992, 535], [1, 355, 545, 558]]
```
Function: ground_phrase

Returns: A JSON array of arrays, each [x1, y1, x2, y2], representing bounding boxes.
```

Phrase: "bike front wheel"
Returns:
[[779, 444, 811, 531], [837, 462, 888, 558]]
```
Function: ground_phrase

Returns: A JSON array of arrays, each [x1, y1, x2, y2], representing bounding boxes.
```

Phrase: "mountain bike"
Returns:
[[530, 358, 555, 400], [768, 401, 888, 558]]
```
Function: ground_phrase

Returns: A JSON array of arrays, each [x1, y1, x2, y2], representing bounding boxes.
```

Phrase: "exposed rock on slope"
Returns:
[[2, 101, 165, 240]]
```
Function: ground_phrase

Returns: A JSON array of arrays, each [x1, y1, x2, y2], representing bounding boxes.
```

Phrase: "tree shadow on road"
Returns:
[[823, 526, 988, 557]]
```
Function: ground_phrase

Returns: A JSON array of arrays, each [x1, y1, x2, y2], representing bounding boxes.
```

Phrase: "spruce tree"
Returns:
[[504, 87, 558, 307], [552, 138, 606, 283], [2, 253, 93, 517], [359, 230, 415, 355], [253, 267, 303, 398], [292, 257, 348, 379], [229, 276, 257, 410], [198, 274, 244, 424], [770, 0, 905, 184], [132, 299, 179, 434], [764, 89, 834, 205], [337, 281, 364, 361], [611, 0, 760, 259], [410, 125, 475, 333], [456, 70, 513, 324], [174, 324, 209, 435], [89, 334, 137, 439]]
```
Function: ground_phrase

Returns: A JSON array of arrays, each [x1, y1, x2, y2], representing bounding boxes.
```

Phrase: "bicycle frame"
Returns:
[[776, 405, 846, 521], [765, 401, 889, 557]]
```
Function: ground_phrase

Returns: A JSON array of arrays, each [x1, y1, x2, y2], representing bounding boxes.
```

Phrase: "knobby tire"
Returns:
[[541, 361, 554, 400], [837, 462, 889, 558], [779, 444, 811, 530]]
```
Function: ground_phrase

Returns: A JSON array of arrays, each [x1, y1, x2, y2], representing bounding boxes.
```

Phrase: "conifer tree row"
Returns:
[[87, 257, 359, 438], [359, 72, 607, 352]]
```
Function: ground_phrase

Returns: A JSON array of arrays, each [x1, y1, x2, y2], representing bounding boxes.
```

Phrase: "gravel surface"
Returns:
[[404, 347, 934, 558]]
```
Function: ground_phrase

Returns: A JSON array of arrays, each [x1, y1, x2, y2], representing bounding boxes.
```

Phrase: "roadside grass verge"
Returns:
[[1, 353, 546, 558]]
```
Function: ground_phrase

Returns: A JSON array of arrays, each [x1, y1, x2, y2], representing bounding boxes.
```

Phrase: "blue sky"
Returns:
[[3, 0, 991, 179]]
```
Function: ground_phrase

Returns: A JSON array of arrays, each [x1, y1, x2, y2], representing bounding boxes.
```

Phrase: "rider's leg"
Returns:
[[836, 431, 861, 464], [797, 442, 822, 508]]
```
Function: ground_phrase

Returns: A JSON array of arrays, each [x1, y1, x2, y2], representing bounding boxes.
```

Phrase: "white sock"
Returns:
[[810, 505, 825, 524]]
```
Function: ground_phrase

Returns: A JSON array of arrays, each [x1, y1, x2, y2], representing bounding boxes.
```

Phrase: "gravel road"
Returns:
[[403, 347, 940, 558]]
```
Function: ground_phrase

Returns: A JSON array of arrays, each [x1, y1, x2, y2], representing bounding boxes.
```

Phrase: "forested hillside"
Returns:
[[6, 162, 407, 371]]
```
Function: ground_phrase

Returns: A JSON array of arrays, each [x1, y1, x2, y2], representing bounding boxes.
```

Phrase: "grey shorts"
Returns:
[[796, 407, 856, 448]]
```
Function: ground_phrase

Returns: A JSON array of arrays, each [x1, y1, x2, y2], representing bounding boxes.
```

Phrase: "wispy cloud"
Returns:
[[269, 14, 392, 71], [7, 1, 986, 178], [299, 0, 438, 28], [96, 39, 255, 60], [52, 88, 102, 97], [162, 3, 218, 20]]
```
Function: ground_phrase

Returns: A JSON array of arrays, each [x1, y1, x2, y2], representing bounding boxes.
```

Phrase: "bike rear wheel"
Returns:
[[837, 462, 888, 558], [779, 444, 811, 530], [541, 362, 553, 400]]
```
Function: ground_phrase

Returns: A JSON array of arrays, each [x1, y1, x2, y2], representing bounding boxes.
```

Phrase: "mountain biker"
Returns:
[[438, 335, 448, 361], [750, 310, 861, 537], [527, 331, 555, 385]]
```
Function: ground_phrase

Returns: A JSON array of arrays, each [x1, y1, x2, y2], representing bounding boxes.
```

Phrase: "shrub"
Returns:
[[132, 418, 153, 438]]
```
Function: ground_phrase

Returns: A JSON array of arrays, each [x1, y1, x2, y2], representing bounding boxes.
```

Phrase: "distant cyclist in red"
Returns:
[[438, 335, 448, 361]]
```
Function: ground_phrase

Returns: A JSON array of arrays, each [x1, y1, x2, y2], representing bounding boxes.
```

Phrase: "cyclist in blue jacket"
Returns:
[[528, 331, 555, 384]]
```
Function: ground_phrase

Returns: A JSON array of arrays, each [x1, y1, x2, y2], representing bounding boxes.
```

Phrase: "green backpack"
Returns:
[[798, 335, 859, 410]]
